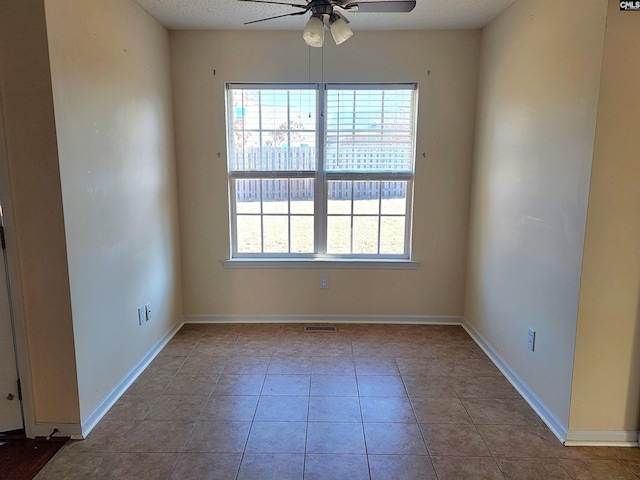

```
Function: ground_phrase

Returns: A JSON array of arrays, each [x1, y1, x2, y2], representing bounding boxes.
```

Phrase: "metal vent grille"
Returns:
[[304, 325, 337, 333]]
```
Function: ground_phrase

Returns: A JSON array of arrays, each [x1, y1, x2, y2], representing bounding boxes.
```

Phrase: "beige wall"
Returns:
[[465, 0, 607, 428], [171, 30, 480, 317], [45, 0, 182, 420], [570, 0, 640, 434], [0, 0, 80, 424]]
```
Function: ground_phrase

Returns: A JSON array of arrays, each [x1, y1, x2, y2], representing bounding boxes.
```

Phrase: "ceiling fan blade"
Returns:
[[343, 1, 416, 13], [238, 0, 308, 8], [244, 10, 308, 25]]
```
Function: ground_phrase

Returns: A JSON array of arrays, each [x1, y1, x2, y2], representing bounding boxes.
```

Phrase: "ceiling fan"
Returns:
[[238, 0, 417, 47]]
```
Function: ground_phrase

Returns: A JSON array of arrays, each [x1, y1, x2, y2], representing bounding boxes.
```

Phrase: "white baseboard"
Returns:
[[183, 314, 463, 325], [77, 320, 184, 439], [565, 430, 639, 447], [462, 319, 568, 444], [463, 320, 640, 447]]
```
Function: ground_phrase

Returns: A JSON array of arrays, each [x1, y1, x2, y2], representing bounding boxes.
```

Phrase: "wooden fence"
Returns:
[[234, 147, 409, 202]]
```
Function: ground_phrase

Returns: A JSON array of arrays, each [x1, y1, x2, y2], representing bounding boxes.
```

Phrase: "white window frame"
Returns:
[[225, 82, 419, 268]]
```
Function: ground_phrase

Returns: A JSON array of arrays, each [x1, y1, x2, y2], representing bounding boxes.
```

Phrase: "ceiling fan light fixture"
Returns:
[[329, 16, 353, 45], [303, 15, 324, 48]]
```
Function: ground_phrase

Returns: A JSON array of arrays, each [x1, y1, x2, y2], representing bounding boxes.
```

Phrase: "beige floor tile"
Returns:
[[450, 357, 502, 376], [308, 396, 362, 422], [310, 374, 359, 396], [423, 325, 473, 343], [200, 395, 259, 421], [183, 420, 251, 453], [613, 447, 640, 461], [304, 454, 370, 480], [357, 375, 407, 397], [200, 324, 244, 338], [177, 356, 227, 377], [402, 375, 457, 398], [431, 456, 505, 479], [462, 398, 543, 426], [237, 323, 283, 338], [496, 457, 572, 479], [232, 340, 277, 356], [245, 421, 307, 453], [368, 454, 437, 480], [429, 341, 487, 359], [145, 394, 207, 422], [102, 452, 178, 480], [351, 341, 385, 356], [452, 375, 521, 399], [145, 355, 187, 376], [560, 459, 638, 479], [354, 356, 400, 375], [621, 459, 640, 477], [411, 397, 472, 424], [103, 394, 157, 421], [34, 451, 112, 479], [261, 374, 311, 395], [254, 395, 309, 421], [63, 421, 138, 453], [395, 357, 455, 376], [169, 453, 242, 480], [172, 325, 207, 343], [363, 422, 428, 455], [192, 339, 237, 356], [267, 356, 313, 374], [271, 340, 316, 356], [163, 373, 217, 396], [212, 374, 265, 395], [360, 396, 416, 423], [159, 339, 197, 357], [126, 370, 174, 396], [477, 425, 550, 458], [237, 453, 304, 480], [223, 356, 270, 374], [422, 423, 491, 456], [305, 342, 353, 356], [306, 422, 366, 454], [311, 356, 356, 374], [126, 421, 195, 453]]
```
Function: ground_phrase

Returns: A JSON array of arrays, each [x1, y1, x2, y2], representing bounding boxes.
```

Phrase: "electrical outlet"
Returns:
[[320, 275, 330, 290], [528, 328, 536, 351], [138, 306, 146, 326], [145, 303, 151, 322]]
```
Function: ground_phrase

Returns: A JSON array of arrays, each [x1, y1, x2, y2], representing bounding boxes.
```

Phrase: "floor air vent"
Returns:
[[304, 325, 337, 333]]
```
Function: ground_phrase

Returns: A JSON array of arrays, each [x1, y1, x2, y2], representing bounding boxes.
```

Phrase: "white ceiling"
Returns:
[[133, 0, 517, 31]]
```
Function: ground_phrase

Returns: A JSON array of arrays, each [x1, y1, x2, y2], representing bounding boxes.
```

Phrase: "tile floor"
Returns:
[[36, 323, 640, 479]]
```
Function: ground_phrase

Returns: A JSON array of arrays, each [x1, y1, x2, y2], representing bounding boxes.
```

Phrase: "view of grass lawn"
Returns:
[[236, 198, 407, 254]]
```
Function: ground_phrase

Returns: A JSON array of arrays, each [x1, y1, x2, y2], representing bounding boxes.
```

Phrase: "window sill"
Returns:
[[221, 258, 420, 270]]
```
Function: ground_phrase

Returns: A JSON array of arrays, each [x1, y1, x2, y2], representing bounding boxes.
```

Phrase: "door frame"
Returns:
[[0, 91, 36, 438]]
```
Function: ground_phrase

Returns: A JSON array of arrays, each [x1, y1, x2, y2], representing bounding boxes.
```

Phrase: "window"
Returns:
[[226, 83, 417, 262]]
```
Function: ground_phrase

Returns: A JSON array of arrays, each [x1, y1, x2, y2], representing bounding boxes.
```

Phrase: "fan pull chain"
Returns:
[[321, 44, 324, 85], [308, 45, 312, 118]]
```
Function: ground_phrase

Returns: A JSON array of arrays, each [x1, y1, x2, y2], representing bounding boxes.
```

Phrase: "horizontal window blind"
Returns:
[[324, 86, 417, 174]]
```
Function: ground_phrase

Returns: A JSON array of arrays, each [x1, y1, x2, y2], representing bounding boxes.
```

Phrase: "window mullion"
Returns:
[[350, 180, 355, 254], [259, 180, 264, 254], [377, 181, 382, 254], [316, 84, 327, 254], [287, 179, 292, 254]]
